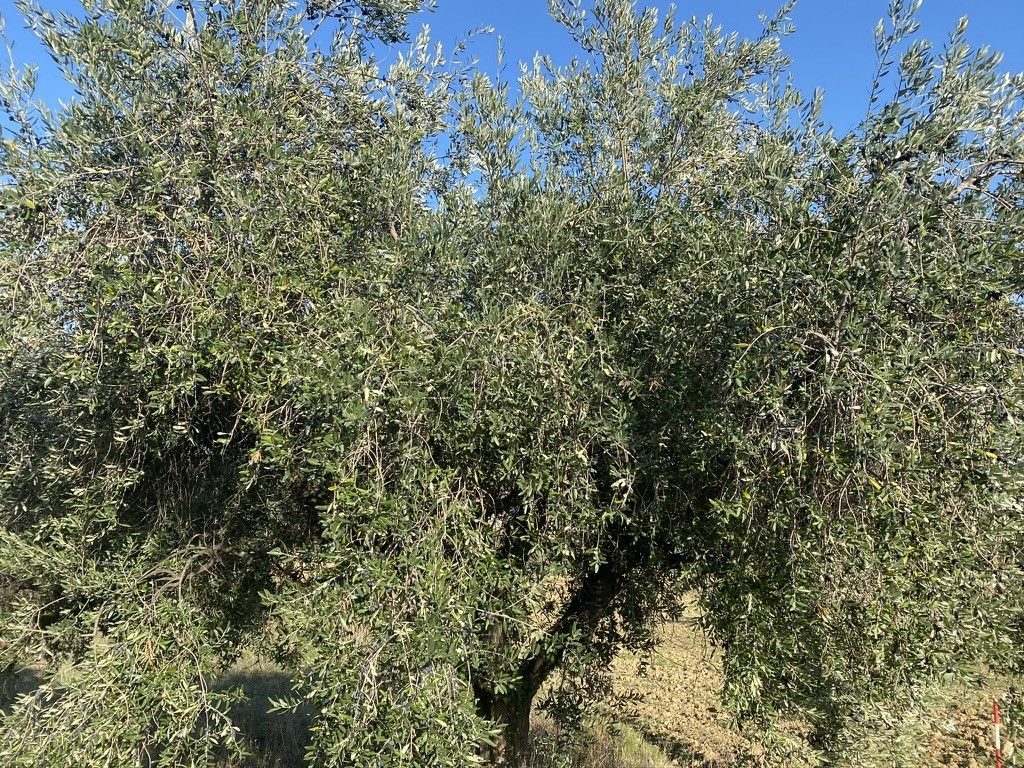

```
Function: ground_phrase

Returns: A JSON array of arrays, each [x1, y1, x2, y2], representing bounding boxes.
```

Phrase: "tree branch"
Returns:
[[518, 561, 623, 695]]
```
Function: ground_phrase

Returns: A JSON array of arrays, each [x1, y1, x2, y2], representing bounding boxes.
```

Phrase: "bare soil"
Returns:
[[610, 620, 753, 767]]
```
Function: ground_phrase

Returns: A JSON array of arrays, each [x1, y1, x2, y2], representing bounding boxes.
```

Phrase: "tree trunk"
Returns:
[[475, 684, 536, 767], [473, 563, 628, 765]]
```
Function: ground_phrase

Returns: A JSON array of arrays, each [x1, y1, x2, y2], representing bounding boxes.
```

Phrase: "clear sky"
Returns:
[[3, 0, 1024, 132]]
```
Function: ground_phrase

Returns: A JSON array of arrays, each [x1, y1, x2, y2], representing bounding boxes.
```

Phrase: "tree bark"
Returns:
[[475, 684, 535, 767], [473, 562, 626, 765]]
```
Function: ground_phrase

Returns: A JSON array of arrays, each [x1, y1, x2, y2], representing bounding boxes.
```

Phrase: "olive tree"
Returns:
[[1, 0, 1023, 766]]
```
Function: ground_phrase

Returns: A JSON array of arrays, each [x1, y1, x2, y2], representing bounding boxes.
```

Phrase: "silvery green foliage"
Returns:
[[447, 0, 1024, 758], [1, 0, 1023, 766], [0, 0, 476, 765]]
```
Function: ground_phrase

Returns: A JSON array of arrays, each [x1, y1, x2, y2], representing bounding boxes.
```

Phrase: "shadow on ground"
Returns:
[[631, 721, 732, 768], [217, 664, 312, 768], [0, 664, 43, 714]]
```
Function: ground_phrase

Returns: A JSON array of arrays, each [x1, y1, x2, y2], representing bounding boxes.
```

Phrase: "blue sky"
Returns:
[[408, 0, 1024, 131], [3, 0, 1024, 132]]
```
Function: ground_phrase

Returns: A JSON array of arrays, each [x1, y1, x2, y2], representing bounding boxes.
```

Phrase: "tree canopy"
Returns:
[[2, 0, 1023, 766]]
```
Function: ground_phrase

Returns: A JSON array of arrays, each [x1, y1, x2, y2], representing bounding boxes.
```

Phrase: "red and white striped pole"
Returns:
[[995, 700, 1003, 768]]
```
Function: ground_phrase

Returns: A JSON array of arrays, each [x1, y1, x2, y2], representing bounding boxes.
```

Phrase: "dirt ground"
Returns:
[[608, 615, 1016, 768], [610, 620, 753, 767], [2, 614, 1016, 767]]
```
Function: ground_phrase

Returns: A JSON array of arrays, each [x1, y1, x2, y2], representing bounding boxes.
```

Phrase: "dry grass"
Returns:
[[570, 724, 673, 768], [216, 661, 311, 768], [528, 716, 673, 768], [608, 618, 754, 767], [3, 633, 1020, 768], [211, 677, 674, 768]]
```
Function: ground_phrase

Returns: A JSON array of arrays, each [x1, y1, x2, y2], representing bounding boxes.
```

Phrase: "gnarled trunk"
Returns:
[[475, 686, 534, 767], [474, 561, 627, 765]]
